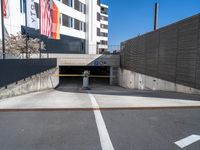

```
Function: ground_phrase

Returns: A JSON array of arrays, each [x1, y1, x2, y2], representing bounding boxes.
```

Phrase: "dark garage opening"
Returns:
[[59, 66, 110, 87]]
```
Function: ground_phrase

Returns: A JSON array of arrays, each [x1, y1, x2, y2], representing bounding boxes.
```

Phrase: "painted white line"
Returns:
[[175, 134, 200, 148], [88, 92, 115, 150]]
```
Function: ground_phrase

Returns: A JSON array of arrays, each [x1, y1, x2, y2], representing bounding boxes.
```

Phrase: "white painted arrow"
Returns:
[[175, 134, 200, 149]]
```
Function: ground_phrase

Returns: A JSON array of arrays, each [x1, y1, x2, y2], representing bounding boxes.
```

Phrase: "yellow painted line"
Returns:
[[51, 74, 113, 78], [89, 75, 111, 78], [51, 74, 83, 77]]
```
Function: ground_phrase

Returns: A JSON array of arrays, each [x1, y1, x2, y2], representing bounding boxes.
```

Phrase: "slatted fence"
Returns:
[[121, 14, 200, 89]]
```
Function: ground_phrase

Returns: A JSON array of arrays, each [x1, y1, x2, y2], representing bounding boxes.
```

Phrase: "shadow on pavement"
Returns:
[[56, 77, 200, 101]]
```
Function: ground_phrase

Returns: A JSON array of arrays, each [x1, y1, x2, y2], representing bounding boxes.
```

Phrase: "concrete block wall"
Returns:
[[110, 67, 118, 85], [0, 68, 59, 100], [55, 54, 120, 67], [119, 68, 200, 95]]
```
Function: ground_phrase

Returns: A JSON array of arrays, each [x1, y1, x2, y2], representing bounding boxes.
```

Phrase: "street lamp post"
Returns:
[[1, 0, 5, 59]]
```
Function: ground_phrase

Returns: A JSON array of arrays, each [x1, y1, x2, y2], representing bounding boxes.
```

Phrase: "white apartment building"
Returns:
[[0, 0, 108, 54], [99, 4, 108, 53]]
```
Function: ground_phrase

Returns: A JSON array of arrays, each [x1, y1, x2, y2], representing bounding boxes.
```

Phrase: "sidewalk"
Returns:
[[0, 84, 200, 110]]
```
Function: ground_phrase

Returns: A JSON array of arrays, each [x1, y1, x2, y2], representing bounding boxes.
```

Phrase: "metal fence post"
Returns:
[[1, 0, 5, 59]]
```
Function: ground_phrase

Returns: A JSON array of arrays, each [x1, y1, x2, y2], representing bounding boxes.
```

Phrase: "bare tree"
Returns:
[[0, 32, 46, 57]]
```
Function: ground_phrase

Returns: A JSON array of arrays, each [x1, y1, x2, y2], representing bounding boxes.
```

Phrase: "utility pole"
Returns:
[[25, 0, 28, 59], [154, 2, 159, 31], [1, 0, 5, 59], [39, 0, 42, 59]]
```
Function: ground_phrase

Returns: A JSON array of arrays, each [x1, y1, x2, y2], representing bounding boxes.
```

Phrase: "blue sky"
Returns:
[[101, 0, 200, 45]]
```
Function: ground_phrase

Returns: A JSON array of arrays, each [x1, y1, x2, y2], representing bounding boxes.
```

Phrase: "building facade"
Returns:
[[99, 4, 108, 53], [1, 0, 108, 54]]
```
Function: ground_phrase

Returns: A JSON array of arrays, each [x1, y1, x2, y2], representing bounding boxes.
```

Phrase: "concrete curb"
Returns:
[[0, 106, 200, 112]]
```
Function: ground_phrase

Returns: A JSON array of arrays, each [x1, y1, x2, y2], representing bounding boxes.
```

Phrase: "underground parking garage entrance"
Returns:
[[59, 66, 112, 88]]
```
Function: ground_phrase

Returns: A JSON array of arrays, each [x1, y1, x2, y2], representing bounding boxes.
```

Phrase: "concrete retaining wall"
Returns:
[[0, 68, 59, 100], [0, 59, 57, 88], [119, 68, 200, 95], [110, 67, 118, 85], [54, 54, 120, 67]]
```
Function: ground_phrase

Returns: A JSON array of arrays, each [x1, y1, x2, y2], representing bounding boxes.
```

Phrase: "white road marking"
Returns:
[[88, 92, 115, 150], [175, 134, 200, 148]]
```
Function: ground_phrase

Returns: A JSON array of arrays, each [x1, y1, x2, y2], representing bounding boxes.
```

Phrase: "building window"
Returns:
[[79, 2, 85, 14], [101, 24, 108, 29], [97, 13, 100, 21], [34, 2, 39, 18], [84, 23, 86, 32], [20, 0, 26, 13], [62, 0, 67, 5], [62, 14, 74, 28], [101, 7, 108, 15], [101, 16, 108, 21], [74, 0, 79, 10], [68, 0, 74, 7], [99, 48, 106, 53], [62, 14, 68, 26], [74, 19, 85, 32], [84, 22, 86, 32], [73, 0, 86, 14], [79, 21, 82, 31], [101, 32, 108, 37], [97, 28, 100, 36], [68, 17, 74, 28], [79, 21, 85, 32], [63, 0, 74, 7], [100, 40, 108, 45], [84, 4, 86, 14], [60, 13, 62, 25], [74, 19, 79, 30], [97, 0, 100, 6], [62, 14, 85, 30], [20, 0, 22, 12]]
